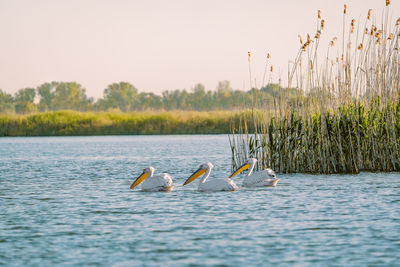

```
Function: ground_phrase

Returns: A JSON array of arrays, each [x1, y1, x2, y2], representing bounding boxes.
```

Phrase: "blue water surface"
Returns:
[[0, 135, 399, 266]]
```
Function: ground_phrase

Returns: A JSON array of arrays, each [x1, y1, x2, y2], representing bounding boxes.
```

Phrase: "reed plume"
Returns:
[[230, 1, 400, 174]]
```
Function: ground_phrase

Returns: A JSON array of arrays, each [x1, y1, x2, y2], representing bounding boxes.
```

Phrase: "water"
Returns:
[[1, 135, 399, 266]]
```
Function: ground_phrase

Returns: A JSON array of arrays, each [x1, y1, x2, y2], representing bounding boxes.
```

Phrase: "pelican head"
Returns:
[[183, 162, 213, 186], [264, 168, 277, 179], [229, 158, 257, 178], [130, 166, 155, 189]]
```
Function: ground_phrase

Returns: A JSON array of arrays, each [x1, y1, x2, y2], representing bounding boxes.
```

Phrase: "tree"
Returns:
[[100, 82, 138, 112], [37, 82, 58, 111], [0, 89, 14, 113], [179, 89, 189, 109], [215, 81, 233, 109], [135, 92, 162, 110], [190, 83, 207, 110], [162, 90, 179, 110], [14, 88, 37, 114], [51, 82, 92, 111]]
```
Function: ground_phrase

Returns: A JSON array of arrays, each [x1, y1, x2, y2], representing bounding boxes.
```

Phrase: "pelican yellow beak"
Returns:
[[130, 172, 149, 189], [183, 168, 207, 186], [229, 163, 251, 178]]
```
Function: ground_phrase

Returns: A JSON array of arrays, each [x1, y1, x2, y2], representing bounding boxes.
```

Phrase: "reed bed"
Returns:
[[0, 110, 242, 136], [230, 2, 400, 173]]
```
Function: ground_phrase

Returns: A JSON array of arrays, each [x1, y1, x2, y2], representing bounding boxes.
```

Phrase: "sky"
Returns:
[[0, 0, 399, 99]]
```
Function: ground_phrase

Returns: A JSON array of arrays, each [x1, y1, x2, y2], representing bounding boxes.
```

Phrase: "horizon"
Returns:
[[1, 0, 399, 99]]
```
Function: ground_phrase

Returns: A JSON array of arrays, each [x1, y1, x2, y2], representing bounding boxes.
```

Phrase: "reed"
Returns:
[[230, 2, 400, 173], [0, 110, 243, 136]]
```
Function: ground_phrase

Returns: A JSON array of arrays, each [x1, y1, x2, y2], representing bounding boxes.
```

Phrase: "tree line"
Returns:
[[0, 81, 299, 114]]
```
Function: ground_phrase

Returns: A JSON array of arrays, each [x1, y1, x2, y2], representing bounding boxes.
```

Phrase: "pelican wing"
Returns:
[[199, 178, 238, 192], [243, 169, 277, 187], [141, 173, 173, 191]]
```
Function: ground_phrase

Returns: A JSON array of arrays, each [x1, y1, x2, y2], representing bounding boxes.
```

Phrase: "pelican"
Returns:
[[129, 166, 174, 192], [230, 158, 279, 187], [183, 162, 238, 192]]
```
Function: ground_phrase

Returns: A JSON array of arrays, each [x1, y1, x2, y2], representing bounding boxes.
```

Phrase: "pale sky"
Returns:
[[0, 0, 399, 98]]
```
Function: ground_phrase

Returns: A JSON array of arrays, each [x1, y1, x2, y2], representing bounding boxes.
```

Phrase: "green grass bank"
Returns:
[[0, 110, 241, 136]]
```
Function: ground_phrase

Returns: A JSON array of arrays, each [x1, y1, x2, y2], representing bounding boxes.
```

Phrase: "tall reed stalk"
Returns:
[[230, 2, 400, 173]]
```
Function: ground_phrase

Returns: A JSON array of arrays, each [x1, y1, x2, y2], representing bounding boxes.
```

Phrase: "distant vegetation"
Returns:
[[0, 81, 302, 136], [0, 110, 243, 136], [0, 81, 299, 114], [230, 2, 400, 174], [1, 81, 323, 137]]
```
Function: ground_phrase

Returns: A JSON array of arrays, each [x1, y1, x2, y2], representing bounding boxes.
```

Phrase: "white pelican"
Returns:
[[183, 162, 238, 192], [129, 166, 174, 192], [230, 158, 279, 187]]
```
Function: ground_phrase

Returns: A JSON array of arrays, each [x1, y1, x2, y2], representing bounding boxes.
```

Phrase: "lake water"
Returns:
[[1, 135, 399, 266]]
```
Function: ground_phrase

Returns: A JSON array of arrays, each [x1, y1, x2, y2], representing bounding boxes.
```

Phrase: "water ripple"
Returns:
[[1, 136, 400, 266]]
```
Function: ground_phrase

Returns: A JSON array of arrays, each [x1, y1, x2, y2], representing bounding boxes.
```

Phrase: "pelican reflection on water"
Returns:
[[183, 162, 238, 192], [230, 158, 279, 187], [129, 166, 174, 192]]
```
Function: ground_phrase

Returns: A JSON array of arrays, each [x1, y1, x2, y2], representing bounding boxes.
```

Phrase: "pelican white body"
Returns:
[[184, 162, 238, 192], [130, 166, 174, 192]]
